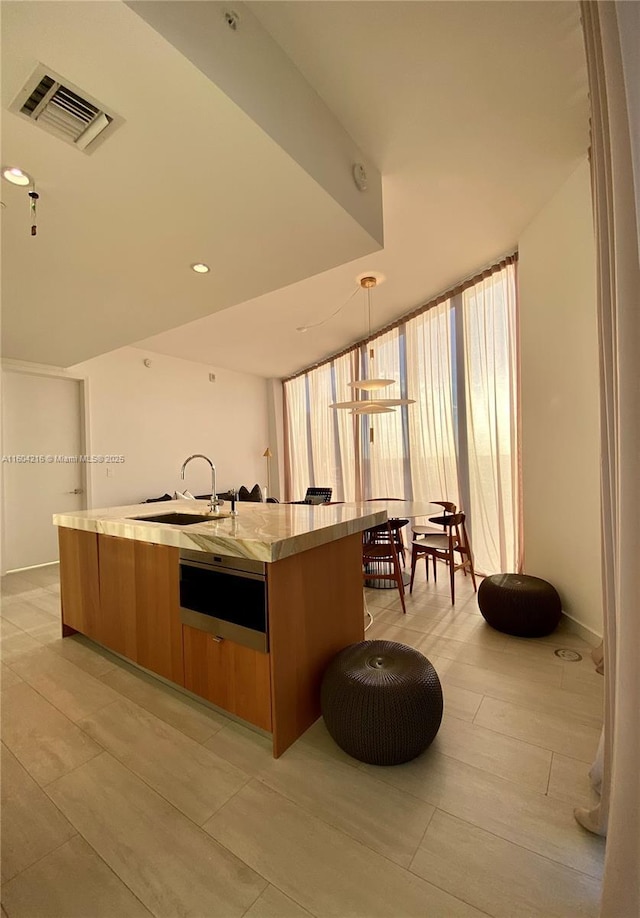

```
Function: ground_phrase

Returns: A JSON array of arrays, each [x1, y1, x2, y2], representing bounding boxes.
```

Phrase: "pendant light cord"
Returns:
[[366, 282, 375, 373], [28, 185, 39, 236], [296, 285, 360, 333]]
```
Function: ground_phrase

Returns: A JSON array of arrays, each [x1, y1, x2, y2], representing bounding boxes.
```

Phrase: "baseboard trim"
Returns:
[[7, 560, 60, 574], [561, 611, 602, 645]]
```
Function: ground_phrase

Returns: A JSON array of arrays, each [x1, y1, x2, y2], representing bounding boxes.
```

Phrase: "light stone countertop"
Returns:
[[53, 500, 387, 563]]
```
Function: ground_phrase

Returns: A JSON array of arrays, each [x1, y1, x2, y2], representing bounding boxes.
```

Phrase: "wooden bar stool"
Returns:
[[362, 522, 407, 613], [366, 499, 409, 565]]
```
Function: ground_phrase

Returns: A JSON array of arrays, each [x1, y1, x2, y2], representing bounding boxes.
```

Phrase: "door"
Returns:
[[2, 370, 85, 571]]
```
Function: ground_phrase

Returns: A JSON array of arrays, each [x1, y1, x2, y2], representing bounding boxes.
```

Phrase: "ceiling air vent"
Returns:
[[10, 66, 122, 154]]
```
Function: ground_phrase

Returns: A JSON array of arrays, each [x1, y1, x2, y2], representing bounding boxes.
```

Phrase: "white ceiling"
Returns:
[[1, 1, 589, 379], [0, 1, 380, 366]]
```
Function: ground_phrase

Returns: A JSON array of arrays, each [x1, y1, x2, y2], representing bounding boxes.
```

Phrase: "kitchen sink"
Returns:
[[129, 512, 229, 526]]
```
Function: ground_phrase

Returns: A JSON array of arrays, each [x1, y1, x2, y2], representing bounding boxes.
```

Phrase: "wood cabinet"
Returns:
[[58, 525, 365, 757], [97, 534, 137, 659], [58, 528, 183, 686], [134, 541, 183, 685], [183, 624, 272, 731], [267, 532, 364, 756], [58, 528, 100, 636]]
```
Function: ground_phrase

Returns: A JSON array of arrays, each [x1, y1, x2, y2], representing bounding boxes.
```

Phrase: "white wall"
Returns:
[[519, 158, 602, 637], [70, 346, 269, 508]]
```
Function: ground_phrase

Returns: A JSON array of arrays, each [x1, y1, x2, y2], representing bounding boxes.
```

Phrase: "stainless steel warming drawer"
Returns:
[[178, 549, 268, 653]]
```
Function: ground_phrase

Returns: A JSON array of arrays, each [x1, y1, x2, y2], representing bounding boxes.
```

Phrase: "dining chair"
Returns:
[[362, 522, 407, 613], [411, 500, 457, 542], [366, 498, 409, 566], [304, 487, 333, 503], [409, 511, 477, 605]]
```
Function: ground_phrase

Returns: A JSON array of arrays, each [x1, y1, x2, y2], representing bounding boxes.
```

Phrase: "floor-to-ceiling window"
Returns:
[[283, 256, 520, 574]]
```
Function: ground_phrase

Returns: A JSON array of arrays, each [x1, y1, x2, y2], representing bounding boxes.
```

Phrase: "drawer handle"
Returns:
[[211, 635, 224, 643]]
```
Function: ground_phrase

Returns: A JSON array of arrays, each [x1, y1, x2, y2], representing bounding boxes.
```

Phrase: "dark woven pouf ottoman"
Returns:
[[320, 640, 443, 765], [478, 574, 562, 637]]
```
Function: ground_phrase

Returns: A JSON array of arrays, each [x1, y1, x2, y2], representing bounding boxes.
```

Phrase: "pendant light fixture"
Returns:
[[349, 276, 394, 392], [2, 167, 40, 236], [330, 275, 415, 417]]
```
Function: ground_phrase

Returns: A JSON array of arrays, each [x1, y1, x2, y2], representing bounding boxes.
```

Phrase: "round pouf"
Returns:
[[478, 574, 562, 637], [320, 640, 443, 765]]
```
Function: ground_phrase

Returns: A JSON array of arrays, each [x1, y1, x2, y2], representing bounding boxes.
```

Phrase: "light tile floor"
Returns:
[[1, 562, 605, 917]]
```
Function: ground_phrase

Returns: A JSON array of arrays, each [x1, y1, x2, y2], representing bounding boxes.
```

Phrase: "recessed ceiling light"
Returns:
[[191, 263, 210, 274], [2, 166, 32, 186]]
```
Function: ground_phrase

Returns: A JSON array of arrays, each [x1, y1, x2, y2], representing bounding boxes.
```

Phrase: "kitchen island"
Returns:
[[54, 500, 385, 756]]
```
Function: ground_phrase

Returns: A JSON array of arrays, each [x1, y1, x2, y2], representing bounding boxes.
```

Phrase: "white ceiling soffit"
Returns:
[[0, 1, 382, 367], [138, 1, 589, 379], [125, 1, 383, 247]]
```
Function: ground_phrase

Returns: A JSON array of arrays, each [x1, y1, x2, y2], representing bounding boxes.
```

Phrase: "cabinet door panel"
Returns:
[[58, 528, 100, 636], [183, 625, 272, 731], [134, 541, 183, 685], [97, 534, 136, 658], [267, 532, 364, 756]]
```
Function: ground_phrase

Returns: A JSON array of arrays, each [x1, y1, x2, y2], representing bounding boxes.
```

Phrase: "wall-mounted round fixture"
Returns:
[[352, 163, 368, 192], [224, 9, 239, 30], [2, 166, 32, 187], [191, 263, 210, 274]]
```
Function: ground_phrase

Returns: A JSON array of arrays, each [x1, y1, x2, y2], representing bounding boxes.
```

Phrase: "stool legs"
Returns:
[[410, 549, 417, 593]]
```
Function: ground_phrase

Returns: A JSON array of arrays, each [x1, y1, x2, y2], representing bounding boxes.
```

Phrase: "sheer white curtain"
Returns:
[[332, 351, 359, 501], [283, 259, 521, 575], [284, 351, 359, 502], [307, 364, 338, 493], [406, 300, 460, 510], [462, 264, 520, 574], [307, 357, 359, 501], [366, 329, 406, 499], [575, 4, 640, 916], [283, 374, 310, 501]]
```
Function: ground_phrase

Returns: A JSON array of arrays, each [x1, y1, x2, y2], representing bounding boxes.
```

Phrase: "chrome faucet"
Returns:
[[180, 454, 220, 513]]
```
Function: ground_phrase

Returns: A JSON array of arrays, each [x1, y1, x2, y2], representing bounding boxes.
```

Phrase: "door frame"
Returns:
[[1, 359, 91, 575]]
